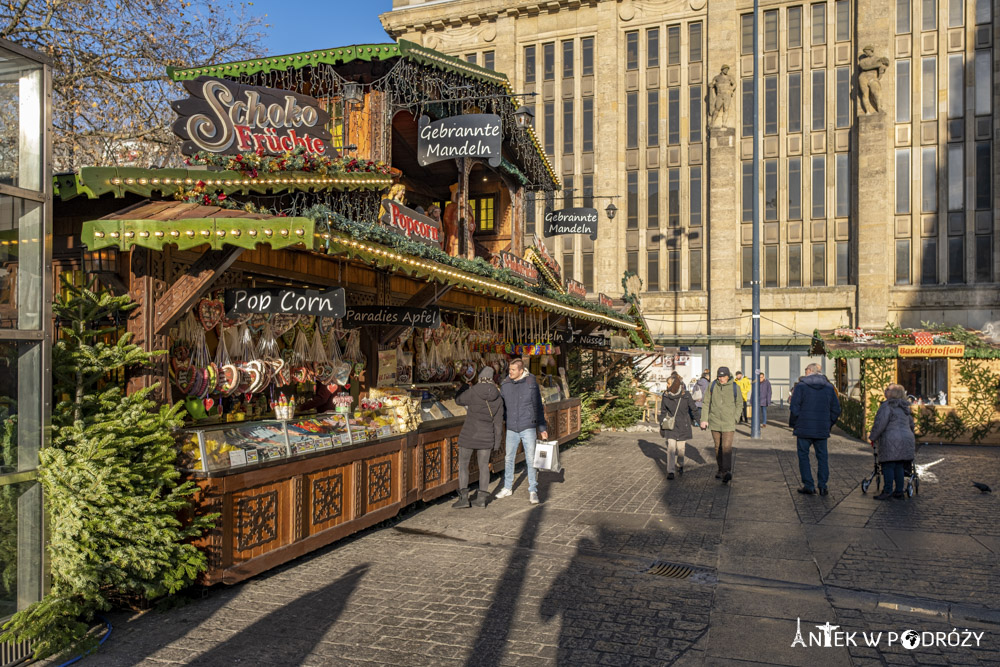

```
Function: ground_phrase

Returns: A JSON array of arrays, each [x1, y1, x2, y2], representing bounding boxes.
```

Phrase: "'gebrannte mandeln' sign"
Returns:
[[897, 345, 965, 357], [417, 114, 502, 167], [380, 200, 442, 248], [172, 77, 333, 156], [543, 207, 599, 241]]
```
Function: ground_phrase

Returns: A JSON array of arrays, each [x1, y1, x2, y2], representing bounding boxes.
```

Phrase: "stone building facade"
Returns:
[[382, 0, 1000, 399]]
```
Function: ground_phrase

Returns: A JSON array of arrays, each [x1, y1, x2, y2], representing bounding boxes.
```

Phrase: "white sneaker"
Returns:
[[529, 492, 540, 504], [495, 487, 512, 499]]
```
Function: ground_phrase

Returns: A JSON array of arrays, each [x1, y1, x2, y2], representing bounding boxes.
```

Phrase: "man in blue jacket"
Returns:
[[789, 363, 841, 496], [495, 358, 549, 504]]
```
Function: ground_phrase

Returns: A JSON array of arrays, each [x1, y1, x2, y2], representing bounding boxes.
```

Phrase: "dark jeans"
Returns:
[[712, 430, 734, 473], [760, 405, 768, 425], [796, 437, 829, 491], [458, 447, 491, 493], [882, 460, 906, 494]]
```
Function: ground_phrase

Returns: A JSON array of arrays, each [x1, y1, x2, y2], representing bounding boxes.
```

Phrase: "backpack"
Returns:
[[710, 379, 742, 404]]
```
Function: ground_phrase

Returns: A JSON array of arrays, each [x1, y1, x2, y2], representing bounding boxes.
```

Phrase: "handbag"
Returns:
[[660, 396, 680, 431]]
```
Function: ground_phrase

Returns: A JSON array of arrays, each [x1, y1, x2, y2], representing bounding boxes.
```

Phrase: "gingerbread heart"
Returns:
[[269, 313, 299, 336], [203, 397, 215, 412], [196, 299, 224, 331]]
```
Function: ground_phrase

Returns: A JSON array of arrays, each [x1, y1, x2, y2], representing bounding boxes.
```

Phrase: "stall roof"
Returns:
[[812, 328, 1000, 359]]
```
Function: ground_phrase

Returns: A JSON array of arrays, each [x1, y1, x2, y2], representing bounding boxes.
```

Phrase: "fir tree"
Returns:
[[1, 279, 214, 659]]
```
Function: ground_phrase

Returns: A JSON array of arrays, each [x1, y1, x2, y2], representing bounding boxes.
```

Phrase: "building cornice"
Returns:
[[380, 0, 603, 39]]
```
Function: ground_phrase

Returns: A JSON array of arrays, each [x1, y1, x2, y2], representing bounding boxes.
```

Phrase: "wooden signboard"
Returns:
[[380, 200, 442, 248], [225, 287, 346, 317], [566, 279, 587, 299], [897, 345, 965, 357], [493, 251, 539, 284], [598, 293, 615, 310], [417, 114, 503, 167]]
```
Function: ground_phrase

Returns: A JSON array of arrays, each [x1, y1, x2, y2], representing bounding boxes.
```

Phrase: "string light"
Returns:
[[108, 175, 391, 188]]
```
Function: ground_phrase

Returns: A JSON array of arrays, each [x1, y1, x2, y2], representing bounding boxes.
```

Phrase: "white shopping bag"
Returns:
[[532, 440, 561, 472]]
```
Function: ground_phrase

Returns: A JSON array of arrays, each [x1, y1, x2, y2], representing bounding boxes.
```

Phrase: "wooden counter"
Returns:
[[190, 397, 581, 584]]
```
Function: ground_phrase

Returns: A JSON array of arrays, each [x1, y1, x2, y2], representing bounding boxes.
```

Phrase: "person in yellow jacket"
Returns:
[[735, 371, 751, 424]]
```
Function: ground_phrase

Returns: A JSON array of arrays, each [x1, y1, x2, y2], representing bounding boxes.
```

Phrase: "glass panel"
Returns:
[[789, 72, 802, 132], [765, 11, 779, 51], [788, 244, 802, 286], [668, 169, 680, 227], [524, 46, 536, 83], [647, 170, 660, 228], [667, 25, 680, 65], [627, 171, 639, 229], [465, 53, 476, 65], [562, 40, 574, 78], [690, 23, 703, 62], [812, 243, 827, 286], [949, 0, 964, 26], [647, 29, 659, 68], [626, 32, 639, 70], [836, 1, 850, 41], [922, 0, 937, 30], [0, 196, 44, 330], [948, 54, 964, 118], [626, 92, 638, 148], [742, 79, 754, 137], [948, 144, 963, 210], [896, 60, 911, 123], [742, 246, 753, 287], [0, 56, 43, 191], [764, 76, 778, 135], [922, 146, 937, 213], [0, 480, 43, 615], [975, 0, 992, 23], [812, 155, 826, 218], [582, 37, 594, 76], [562, 176, 574, 208], [0, 342, 40, 473], [836, 68, 850, 127], [812, 3, 826, 45], [563, 253, 575, 281], [690, 166, 702, 226], [483, 51, 495, 71], [812, 70, 826, 131], [974, 235, 992, 282], [765, 160, 778, 221], [896, 239, 911, 284], [544, 102, 555, 155], [836, 154, 850, 217], [742, 14, 754, 55], [668, 250, 680, 290], [921, 238, 938, 283], [765, 245, 778, 287], [974, 142, 991, 209], [690, 249, 703, 290], [837, 241, 849, 285], [582, 252, 594, 291], [583, 174, 594, 208], [647, 90, 659, 147], [789, 157, 802, 220], [896, 148, 911, 214], [627, 250, 639, 274], [788, 6, 803, 48], [563, 99, 574, 154], [922, 57, 936, 120], [948, 236, 964, 283], [543, 43, 555, 80], [667, 88, 680, 144], [582, 98, 594, 152], [898, 0, 912, 33], [975, 51, 992, 115], [689, 85, 702, 142], [647, 251, 659, 291], [742, 162, 753, 222], [525, 192, 536, 234]]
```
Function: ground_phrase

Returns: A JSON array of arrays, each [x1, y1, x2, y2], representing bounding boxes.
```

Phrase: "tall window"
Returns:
[[582, 251, 594, 292], [563, 176, 574, 209], [626, 92, 638, 148], [836, 242, 850, 285], [543, 43, 555, 80], [741, 14, 754, 54], [836, 68, 850, 127], [626, 32, 639, 70], [921, 238, 938, 284], [948, 237, 964, 283], [742, 246, 753, 287], [812, 155, 826, 218], [582, 37, 594, 76], [975, 141, 991, 209], [483, 51, 495, 71], [742, 162, 753, 222], [897, 0, 912, 33], [948, 54, 964, 118], [668, 250, 680, 291], [975, 51, 992, 115], [921, 57, 936, 120], [812, 3, 826, 44], [976, 0, 992, 23], [812, 243, 827, 286], [627, 251, 639, 275], [472, 195, 496, 232], [466, 53, 477, 65], [668, 169, 680, 227], [789, 6, 803, 48], [525, 192, 536, 234], [764, 11, 779, 50], [921, 147, 937, 213], [835, 0, 850, 41], [812, 70, 826, 130], [647, 250, 660, 291], [583, 174, 594, 208], [564, 252, 575, 282], [582, 98, 594, 152], [949, 0, 964, 26], [524, 46, 536, 83], [667, 25, 680, 65], [763, 245, 777, 287], [788, 72, 802, 132], [647, 29, 659, 68], [789, 157, 803, 220], [647, 90, 659, 147], [647, 170, 660, 228], [742, 79, 754, 137], [627, 171, 639, 229], [922, 0, 937, 30], [836, 154, 850, 217], [896, 149, 912, 214], [667, 88, 680, 145], [896, 60, 911, 123], [764, 76, 778, 135], [544, 102, 555, 155], [764, 159, 778, 221], [690, 86, 703, 142], [948, 144, 964, 210], [690, 166, 703, 226], [563, 100, 574, 154], [690, 23, 703, 62], [975, 235, 992, 282], [690, 249, 703, 290], [562, 40, 574, 78], [789, 245, 803, 286], [896, 239, 911, 284]]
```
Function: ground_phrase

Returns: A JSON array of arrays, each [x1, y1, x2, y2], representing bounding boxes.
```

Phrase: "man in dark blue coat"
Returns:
[[789, 363, 841, 496], [495, 358, 549, 505]]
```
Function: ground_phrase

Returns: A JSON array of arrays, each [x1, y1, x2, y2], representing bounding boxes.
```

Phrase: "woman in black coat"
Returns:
[[867, 383, 916, 500], [657, 373, 698, 480], [453, 366, 505, 508]]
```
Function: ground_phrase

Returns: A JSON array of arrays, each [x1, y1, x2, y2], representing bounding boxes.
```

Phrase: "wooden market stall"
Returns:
[[813, 328, 1000, 446]]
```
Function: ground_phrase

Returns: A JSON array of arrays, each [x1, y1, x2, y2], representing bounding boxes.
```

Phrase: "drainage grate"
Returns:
[[645, 561, 695, 579]]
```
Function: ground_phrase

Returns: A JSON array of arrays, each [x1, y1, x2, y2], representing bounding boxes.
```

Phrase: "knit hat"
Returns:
[[717, 366, 731, 378], [478, 366, 495, 381]]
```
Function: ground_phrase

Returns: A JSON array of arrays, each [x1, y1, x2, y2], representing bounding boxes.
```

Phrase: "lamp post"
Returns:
[[751, 0, 761, 440]]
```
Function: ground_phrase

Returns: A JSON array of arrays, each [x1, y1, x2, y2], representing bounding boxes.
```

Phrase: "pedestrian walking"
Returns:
[[453, 367, 505, 508], [789, 363, 841, 496], [757, 370, 772, 427], [735, 371, 751, 423], [693, 369, 711, 423], [495, 358, 549, 504], [658, 372, 697, 480], [700, 366, 743, 484], [867, 383, 916, 501]]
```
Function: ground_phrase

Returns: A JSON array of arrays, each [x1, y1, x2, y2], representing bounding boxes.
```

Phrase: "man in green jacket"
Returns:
[[700, 366, 744, 484]]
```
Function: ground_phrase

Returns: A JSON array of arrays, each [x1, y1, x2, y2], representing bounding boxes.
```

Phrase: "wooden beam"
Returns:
[[578, 321, 600, 336], [379, 283, 454, 345], [153, 246, 244, 336]]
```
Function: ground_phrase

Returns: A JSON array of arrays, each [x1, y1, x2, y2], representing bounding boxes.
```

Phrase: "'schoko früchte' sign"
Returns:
[[344, 306, 442, 329], [380, 200, 442, 248], [172, 77, 333, 155], [417, 114, 502, 167], [543, 208, 599, 241], [492, 251, 539, 284], [566, 279, 587, 299], [225, 287, 346, 317]]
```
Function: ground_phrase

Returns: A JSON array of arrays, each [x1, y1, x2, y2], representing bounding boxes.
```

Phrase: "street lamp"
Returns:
[[605, 202, 618, 220], [514, 105, 535, 128]]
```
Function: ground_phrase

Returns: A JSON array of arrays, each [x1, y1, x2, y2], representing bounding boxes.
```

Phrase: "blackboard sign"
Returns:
[[172, 77, 332, 156], [543, 207, 599, 241], [380, 200, 442, 248], [225, 287, 346, 317], [417, 114, 502, 167], [553, 330, 609, 348], [344, 306, 441, 329]]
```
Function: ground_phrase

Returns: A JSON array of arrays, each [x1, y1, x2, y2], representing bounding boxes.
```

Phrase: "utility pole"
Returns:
[[751, 0, 761, 440]]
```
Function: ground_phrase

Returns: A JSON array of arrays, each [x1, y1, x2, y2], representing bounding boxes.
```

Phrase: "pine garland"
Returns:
[[184, 146, 391, 178]]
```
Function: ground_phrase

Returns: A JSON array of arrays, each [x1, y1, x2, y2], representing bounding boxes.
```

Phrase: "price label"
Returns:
[[228, 449, 248, 467], [246, 451, 259, 464], [376, 425, 393, 438]]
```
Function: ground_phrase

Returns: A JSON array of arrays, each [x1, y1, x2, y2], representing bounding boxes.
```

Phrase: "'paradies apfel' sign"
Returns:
[[380, 200, 442, 248], [492, 251, 539, 284], [566, 279, 587, 299], [225, 287, 346, 317], [344, 306, 441, 329], [172, 77, 332, 156], [543, 207, 599, 241], [417, 114, 502, 167]]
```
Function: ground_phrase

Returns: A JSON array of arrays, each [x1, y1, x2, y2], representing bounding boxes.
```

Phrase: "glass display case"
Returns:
[[417, 385, 467, 423], [538, 374, 568, 404]]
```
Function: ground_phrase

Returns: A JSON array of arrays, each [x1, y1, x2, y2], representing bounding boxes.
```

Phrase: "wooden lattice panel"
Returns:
[[363, 453, 397, 512], [232, 483, 288, 562], [307, 465, 352, 535]]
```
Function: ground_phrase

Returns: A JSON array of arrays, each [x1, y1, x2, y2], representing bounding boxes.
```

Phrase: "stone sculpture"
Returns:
[[708, 65, 736, 128], [858, 46, 890, 114]]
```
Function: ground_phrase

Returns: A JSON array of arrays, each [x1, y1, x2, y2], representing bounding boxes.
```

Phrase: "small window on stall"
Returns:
[[472, 195, 497, 233], [898, 358, 949, 405], [834, 358, 848, 394]]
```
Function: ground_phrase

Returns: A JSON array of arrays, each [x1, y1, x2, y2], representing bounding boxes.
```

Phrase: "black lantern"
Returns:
[[342, 82, 364, 107], [82, 247, 119, 274], [605, 202, 618, 221], [514, 105, 535, 128]]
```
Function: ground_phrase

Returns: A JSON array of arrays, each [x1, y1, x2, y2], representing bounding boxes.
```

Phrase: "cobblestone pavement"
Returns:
[[70, 424, 1000, 666]]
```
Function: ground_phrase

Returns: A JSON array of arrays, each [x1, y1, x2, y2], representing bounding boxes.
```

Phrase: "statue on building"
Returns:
[[443, 182, 475, 258], [708, 65, 736, 128], [858, 46, 890, 115]]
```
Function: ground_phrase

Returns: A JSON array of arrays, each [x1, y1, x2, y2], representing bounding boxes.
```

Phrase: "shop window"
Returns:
[[472, 195, 497, 233], [582, 37, 594, 76], [524, 45, 536, 83], [647, 28, 659, 68], [898, 358, 948, 404]]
